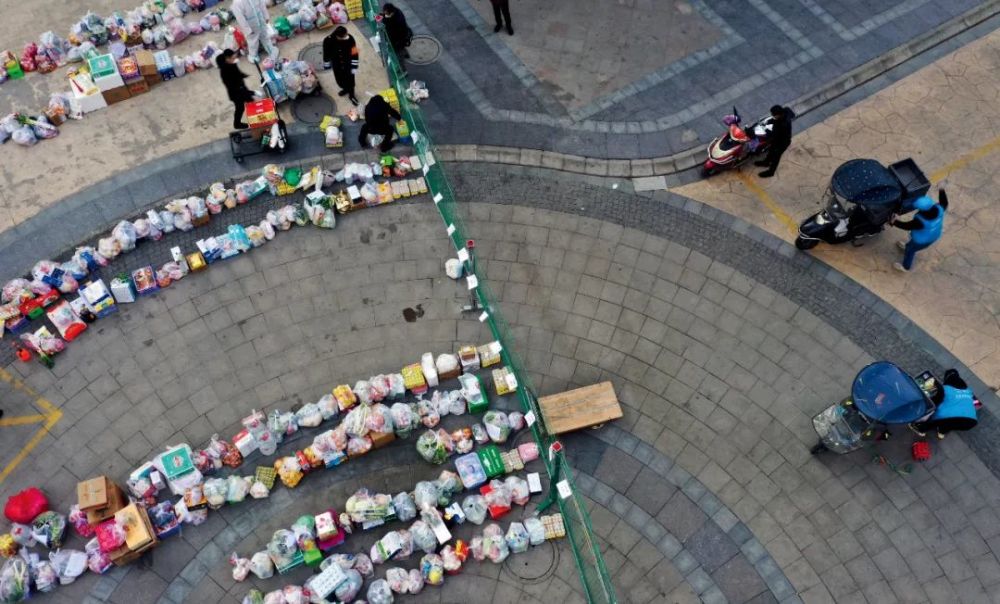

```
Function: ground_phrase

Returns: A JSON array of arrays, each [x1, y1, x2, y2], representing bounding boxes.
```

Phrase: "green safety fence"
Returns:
[[360, 4, 617, 602]]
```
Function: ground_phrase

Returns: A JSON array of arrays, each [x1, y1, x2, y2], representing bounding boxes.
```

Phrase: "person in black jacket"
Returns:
[[756, 105, 793, 178], [489, 0, 513, 35], [381, 4, 412, 61], [323, 26, 360, 105], [216, 49, 256, 129], [358, 94, 401, 152]]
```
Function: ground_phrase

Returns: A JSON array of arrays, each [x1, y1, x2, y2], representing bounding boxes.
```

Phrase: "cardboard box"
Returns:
[[127, 79, 149, 96], [117, 57, 141, 83], [115, 504, 154, 550], [245, 98, 278, 127], [135, 50, 157, 77], [88, 54, 118, 79], [78, 476, 113, 510], [101, 86, 132, 105], [79, 476, 128, 524], [144, 74, 161, 87], [370, 430, 395, 449], [109, 508, 157, 566]]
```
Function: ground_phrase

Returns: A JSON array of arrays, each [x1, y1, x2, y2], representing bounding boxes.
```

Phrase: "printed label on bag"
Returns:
[[433, 193, 442, 204], [525, 411, 536, 426], [479, 311, 489, 323], [446, 224, 456, 235], [457, 248, 470, 262], [466, 275, 478, 290]]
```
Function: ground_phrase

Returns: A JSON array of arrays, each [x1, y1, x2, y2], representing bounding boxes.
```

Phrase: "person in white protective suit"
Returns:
[[232, 0, 278, 62]]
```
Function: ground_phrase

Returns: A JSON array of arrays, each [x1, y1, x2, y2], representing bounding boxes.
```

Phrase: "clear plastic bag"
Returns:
[[415, 430, 451, 465], [390, 403, 415, 439], [420, 554, 444, 586], [417, 399, 440, 428], [392, 492, 417, 523], [295, 402, 323, 428], [386, 567, 408, 593], [462, 495, 487, 525], [368, 578, 394, 604], [230, 553, 251, 581], [524, 517, 545, 546], [484, 410, 511, 443], [334, 569, 363, 602], [506, 522, 530, 554], [505, 476, 530, 506], [413, 481, 440, 511], [407, 568, 425, 594], [409, 520, 436, 554]]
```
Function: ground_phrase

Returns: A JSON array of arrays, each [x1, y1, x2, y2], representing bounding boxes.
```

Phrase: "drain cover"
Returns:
[[407, 35, 442, 65], [299, 43, 325, 67], [292, 92, 336, 124], [504, 540, 558, 582]]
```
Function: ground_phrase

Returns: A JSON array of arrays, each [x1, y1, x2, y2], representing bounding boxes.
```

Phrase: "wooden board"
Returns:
[[538, 382, 622, 434]]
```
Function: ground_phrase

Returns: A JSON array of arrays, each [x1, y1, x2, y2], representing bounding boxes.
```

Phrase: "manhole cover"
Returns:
[[504, 539, 558, 582], [292, 92, 336, 125], [407, 35, 442, 65], [299, 43, 325, 67]]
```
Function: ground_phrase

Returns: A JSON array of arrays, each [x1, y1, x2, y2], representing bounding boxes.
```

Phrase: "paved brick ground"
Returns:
[[4, 163, 1000, 603], [399, 0, 994, 158]]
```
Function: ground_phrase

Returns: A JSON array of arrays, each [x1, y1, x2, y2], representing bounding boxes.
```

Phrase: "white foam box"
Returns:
[[70, 90, 108, 114], [93, 71, 126, 92]]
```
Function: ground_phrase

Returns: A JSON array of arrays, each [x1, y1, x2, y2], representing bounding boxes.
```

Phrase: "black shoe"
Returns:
[[758, 170, 775, 178], [507, 26, 514, 35], [754, 160, 768, 167], [234, 122, 249, 130], [0, 410, 4, 420], [494, 24, 502, 32], [338, 89, 349, 97]]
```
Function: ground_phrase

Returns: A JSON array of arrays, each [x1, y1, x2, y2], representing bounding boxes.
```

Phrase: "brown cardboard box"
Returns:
[[79, 476, 127, 525], [78, 476, 112, 510], [370, 430, 395, 449], [127, 79, 149, 96], [144, 74, 161, 87], [109, 505, 157, 566], [135, 50, 157, 77], [116, 504, 154, 550], [102, 86, 132, 105]]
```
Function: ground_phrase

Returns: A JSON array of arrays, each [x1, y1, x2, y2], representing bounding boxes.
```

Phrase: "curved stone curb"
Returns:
[[447, 164, 1000, 476], [432, 0, 1000, 178]]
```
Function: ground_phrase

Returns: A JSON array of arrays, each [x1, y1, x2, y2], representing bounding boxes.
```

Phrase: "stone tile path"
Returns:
[[3, 162, 1000, 603], [677, 25, 1000, 389], [400, 0, 994, 158]]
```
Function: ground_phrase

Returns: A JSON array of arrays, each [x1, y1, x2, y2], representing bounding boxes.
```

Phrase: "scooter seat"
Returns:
[[718, 136, 740, 152]]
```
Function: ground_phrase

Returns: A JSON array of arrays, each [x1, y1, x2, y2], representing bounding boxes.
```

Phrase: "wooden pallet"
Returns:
[[538, 381, 622, 435]]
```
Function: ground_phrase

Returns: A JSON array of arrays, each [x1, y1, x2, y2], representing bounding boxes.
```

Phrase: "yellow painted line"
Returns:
[[0, 367, 63, 485], [736, 172, 799, 235], [0, 412, 61, 485], [929, 133, 1000, 183], [0, 414, 47, 427]]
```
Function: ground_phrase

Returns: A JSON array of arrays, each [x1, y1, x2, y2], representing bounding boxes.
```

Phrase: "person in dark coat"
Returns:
[[489, 0, 513, 35], [358, 94, 402, 152], [381, 4, 412, 60], [323, 26, 360, 105], [756, 105, 793, 178], [216, 49, 256, 129]]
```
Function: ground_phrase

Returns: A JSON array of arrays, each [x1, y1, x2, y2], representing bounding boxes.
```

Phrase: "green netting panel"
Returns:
[[361, 4, 616, 601]]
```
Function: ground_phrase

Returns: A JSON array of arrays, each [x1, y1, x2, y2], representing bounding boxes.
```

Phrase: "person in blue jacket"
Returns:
[[890, 187, 948, 272], [913, 369, 978, 439]]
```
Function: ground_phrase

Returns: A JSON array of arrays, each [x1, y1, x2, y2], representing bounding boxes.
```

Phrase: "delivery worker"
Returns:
[[912, 369, 978, 439], [890, 187, 948, 272], [232, 0, 278, 63], [323, 26, 360, 106], [381, 4, 413, 61], [216, 49, 256, 129]]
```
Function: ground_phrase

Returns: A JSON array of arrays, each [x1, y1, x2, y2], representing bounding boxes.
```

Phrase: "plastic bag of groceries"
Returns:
[[462, 495, 488, 525], [390, 403, 416, 439], [420, 553, 444, 586], [409, 520, 436, 554], [484, 410, 511, 443], [415, 430, 451, 465], [392, 492, 417, 523], [334, 569, 363, 602], [367, 578, 393, 604], [505, 476, 530, 506], [482, 523, 510, 563], [386, 567, 408, 594], [505, 522, 530, 554]]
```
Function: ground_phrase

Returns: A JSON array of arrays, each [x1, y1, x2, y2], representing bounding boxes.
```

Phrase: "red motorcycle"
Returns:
[[701, 107, 776, 177]]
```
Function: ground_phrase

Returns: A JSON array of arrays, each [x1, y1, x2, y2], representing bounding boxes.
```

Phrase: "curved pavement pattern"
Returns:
[[3, 162, 1000, 603], [400, 0, 1000, 159]]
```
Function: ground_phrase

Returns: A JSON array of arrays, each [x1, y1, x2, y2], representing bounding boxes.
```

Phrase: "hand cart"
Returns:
[[230, 60, 290, 163]]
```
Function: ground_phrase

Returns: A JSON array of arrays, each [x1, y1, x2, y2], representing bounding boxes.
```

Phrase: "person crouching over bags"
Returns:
[[323, 26, 359, 106], [358, 94, 401, 152]]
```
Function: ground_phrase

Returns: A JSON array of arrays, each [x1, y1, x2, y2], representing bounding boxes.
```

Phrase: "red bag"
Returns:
[[4, 487, 50, 524]]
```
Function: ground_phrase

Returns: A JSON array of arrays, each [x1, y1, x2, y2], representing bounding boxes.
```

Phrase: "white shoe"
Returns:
[[896, 241, 906, 251], [893, 262, 908, 272], [937, 431, 947, 440]]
